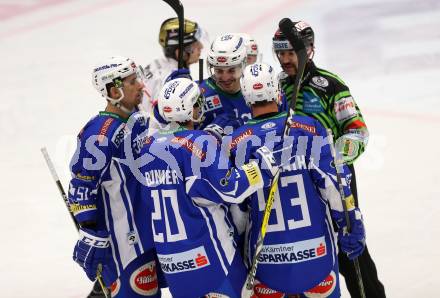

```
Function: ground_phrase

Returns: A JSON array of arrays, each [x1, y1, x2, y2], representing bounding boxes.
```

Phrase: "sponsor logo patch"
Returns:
[[258, 237, 326, 264], [157, 246, 210, 274], [110, 279, 121, 297], [217, 56, 227, 63], [204, 95, 222, 112], [290, 121, 317, 135], [98, 118, 114, 143], [229, 128, 253, 149], [242, 162, 262, 187], [311, 76, 329, 88], [304, 271, 336, 298], [253, 83, 263, 90], [163, 106, 172, 113], [129, 261, 159, 296], [302, 92, 324, 113], [171, 137, 206, 160], [334, 96, 357, 122], [253, 282, 285, 298]]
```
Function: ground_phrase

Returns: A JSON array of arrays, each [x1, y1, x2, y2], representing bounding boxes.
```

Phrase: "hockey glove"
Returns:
[[73, 228, 110, 281], [204, 113, 244, 140], [165, 68, 192, 83], [335, 133, 365, 164], [337, 209, 366, 260], [251, 146, 282, 187]]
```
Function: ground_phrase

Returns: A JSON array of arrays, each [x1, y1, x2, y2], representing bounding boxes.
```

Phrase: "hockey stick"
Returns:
[[41, 147, 79, 230], [40, 147, 110, 298], [199, 58, 203, 82], [162, 0, 184, 68], [243, 18, 308, 296], [326, 130, 366, 298]]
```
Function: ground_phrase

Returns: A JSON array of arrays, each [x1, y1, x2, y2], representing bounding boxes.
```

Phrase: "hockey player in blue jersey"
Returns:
[[139, 77, 281, 298], [69, 56, 164, 297], [229, 63, 366, 297], [198, 33, 251, 130]]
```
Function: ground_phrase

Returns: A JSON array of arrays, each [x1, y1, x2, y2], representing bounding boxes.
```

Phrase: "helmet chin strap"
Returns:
[[106, 88, 134, 114]]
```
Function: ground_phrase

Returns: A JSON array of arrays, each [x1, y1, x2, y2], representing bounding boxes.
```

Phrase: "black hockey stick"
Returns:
[[242, 18, 308, 297], [199, 58, 203, 82], [326, 131, 366, 298], [162, 0, 184, 68], [41, 147, 110, 298]]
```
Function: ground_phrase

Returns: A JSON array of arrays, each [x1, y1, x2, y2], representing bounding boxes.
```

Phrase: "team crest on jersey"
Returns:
[[204, 95, 222, 112], [304, 271, 337, 298], [129, 261, 159, 296], [311, 76, 329, 88], [261, 122, 276, 130]]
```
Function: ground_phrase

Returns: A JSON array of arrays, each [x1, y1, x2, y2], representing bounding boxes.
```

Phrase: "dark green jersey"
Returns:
[[280, 62, 369, 162]]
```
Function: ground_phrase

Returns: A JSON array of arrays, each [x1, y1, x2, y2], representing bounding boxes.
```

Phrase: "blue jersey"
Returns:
[[68, 111, 154, 283], [198, 77, 252, 128], [139, 128, 268, 297], [229, 112, 353, 294]]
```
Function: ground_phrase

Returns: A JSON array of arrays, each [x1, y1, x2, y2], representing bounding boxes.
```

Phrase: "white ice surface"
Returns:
[[1, 0, 439, 297]]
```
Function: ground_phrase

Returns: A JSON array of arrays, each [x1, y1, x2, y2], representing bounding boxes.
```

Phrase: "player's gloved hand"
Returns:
[[251, 146, 282, 187], [337, 209, 366, 260], [335, 133, 365, 164], [165, 68, 192, 83], [204, 113, 244, 140], [73, 228, 110, 281]]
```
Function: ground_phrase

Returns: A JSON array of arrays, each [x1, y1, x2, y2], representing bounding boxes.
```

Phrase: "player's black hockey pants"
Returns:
[[338, 164, 386, 298]]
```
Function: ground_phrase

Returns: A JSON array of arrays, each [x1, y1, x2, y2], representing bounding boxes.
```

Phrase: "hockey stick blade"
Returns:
[[162, 0, 184, 68]]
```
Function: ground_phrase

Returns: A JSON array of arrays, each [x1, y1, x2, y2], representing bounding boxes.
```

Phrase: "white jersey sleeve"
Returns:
[[141, 57, 178, 113]]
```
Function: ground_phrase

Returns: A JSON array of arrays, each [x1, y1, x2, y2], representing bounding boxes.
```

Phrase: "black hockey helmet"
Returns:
[[273, 20, 314, 51]]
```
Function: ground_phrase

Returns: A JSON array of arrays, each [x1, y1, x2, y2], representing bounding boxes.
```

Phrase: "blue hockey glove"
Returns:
[[73, 228, 110, 281], [337, 209, 366, 260], [204, 113, 244, 140], [165, 68, 192, 83]]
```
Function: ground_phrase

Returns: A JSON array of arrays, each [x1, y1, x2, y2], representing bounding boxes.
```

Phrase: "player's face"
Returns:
[[246, 55, 257, 65], [277, 50, 298, 76], [121, 73, 145, 109], [185, 41, 203, 65], [213, 66, 242, 93]]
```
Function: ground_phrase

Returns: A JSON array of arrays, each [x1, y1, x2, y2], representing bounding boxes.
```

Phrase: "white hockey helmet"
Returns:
[[207, 33, 247, 76], [241, 63, 280, 106], [158, 78, 204, 123], [92, 56, 143, 112]]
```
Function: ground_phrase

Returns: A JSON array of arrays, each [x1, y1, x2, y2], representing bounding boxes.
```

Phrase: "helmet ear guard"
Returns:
[[91, 56, 142, 113], [157, 78, 204, 123]]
